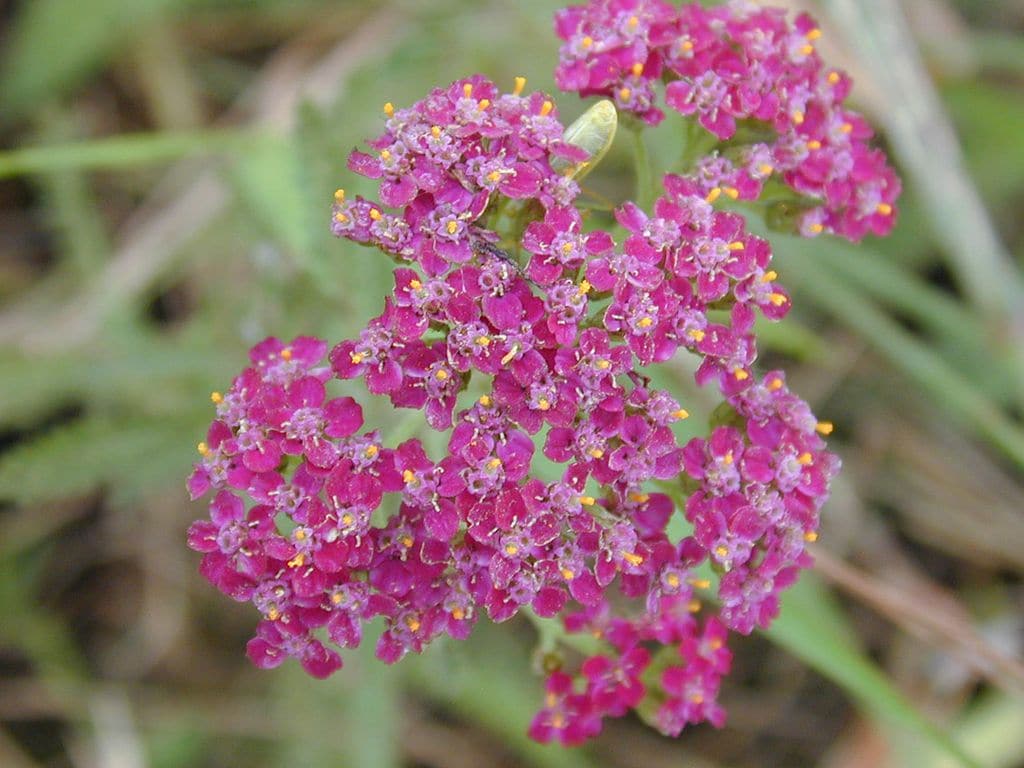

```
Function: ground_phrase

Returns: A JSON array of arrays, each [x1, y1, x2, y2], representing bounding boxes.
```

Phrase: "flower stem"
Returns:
[[631, 125, 656, 210]]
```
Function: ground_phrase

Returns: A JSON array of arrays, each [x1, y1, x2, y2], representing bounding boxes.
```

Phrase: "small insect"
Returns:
[[470, 235, 541, 289], [469, 236, 519, 266]]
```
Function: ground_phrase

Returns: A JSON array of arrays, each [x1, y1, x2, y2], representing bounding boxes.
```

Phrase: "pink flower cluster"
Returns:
[[186, 62, 850, 744], [554, 0, 901, 240]]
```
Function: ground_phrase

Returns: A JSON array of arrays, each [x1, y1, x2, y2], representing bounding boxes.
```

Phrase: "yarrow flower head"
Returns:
[[555, 0, 901, 240], [187, 1, 896, 748]]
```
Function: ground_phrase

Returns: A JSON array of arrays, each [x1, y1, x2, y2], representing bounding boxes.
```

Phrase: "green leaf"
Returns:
[[0, 130, 253, 179], [766, 574, 984, 768], [0, 414, 201, 506], [774, 241, 1024, 471]]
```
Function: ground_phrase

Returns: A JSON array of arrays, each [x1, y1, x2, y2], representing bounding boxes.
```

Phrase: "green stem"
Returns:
[[522, 608, 604, 657], [630, 125, 656, 210]]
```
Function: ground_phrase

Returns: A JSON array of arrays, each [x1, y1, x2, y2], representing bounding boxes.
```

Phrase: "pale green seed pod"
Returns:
[[554, 99, 617, 180]]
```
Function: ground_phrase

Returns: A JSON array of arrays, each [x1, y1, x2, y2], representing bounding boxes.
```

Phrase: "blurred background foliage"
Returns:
[[1, 0, 1023, 766]]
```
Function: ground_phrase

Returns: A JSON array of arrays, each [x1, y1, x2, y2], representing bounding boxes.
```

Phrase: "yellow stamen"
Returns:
[[841, 122, 853, 134], [487, 458, 502, 470], [792, 110, 805, 125], [280, 348, 292, 361], [806, 28, 822, 41], [631, 62, 643, 77], [540, 100, 554, 117], [768, 378, 784, 391], [500, 344, 520, 365], [687, 599, 702, 613], [618, 87, 632, 102], [762, 270, 778, 282], [406, 616, 421, 632], [578, 495, 596, 506], [383, 102, 394, 117], [722, 451, 734, 465], [706, 187, 722, 203], [577, 279, 591, 295], [463, 83, 473, 98], [451, 607, 466, 620], [729, 241, 745, 251], [294, 529, 307, 541], [537, 398, 551, 411], [210, 391, 223, 404], [478, 98, 491, 110], [724, 186, 739, 199], [714, 545, 729, 559], [680, 39, 694, 52], [588, 448, 604, 459], [341, 513, 354, 527], [769, 292, 788, 306], [409, 278, 423, 290], [876, 202, 893, 215], [475, 335, 490, 347], [434, 369, 448, 380], [267, 606, 281, 621], [350, 352, 365, 364], [431, 125, 441, 138], [636, 316, 654, 329], [627, 15, 639, 28], [364, 445, 379, 458], [797, 452, 813, 465], [800, 44, 814, 56], [288, 553, 305, 568], [688, 329, 706, 342], [486, 170, 502, 183], [581, 36, 593, 49], [827, 71, 841, 85], [734, 368, 750, 381], [629, 492, 650, 503], [665, 572, 681, 588], [816, 421, 834, 435], [402, 469, 417, 484], [690, 578, 711, 590], [807, 139, 822, 150], [758, 163, 774, 176], [809, 222, 825, 234], [331, 593, 343, 605], [334, 188, 346, 203], [560, 568, 575, 581], [804, 531, 819, 542], [478, 395, 492, 407], [446, 220, 459, 235], [622, 552, 644, 566], [368, 209, 382, 221], [505, 543, 519, 556], [709, 638, 723, 650], [400, 535, 414, 548], [672, 408, 690, 420], [334, 212, 349, 224], [513, 76, 526, 95], [197, 441, 210, 456], [690, 693, 704, 704], [595, 359, 611, 370], [380, 149, 391, 162]]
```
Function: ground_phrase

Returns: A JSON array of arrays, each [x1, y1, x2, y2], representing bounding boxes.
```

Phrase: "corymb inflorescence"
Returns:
[[187, 0, 897, 745]]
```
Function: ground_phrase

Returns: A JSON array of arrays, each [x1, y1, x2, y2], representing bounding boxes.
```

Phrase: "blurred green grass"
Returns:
[[1, 1, 1023, 767]]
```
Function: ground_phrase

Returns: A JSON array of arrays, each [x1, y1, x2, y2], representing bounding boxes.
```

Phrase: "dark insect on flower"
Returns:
[[470, 235, 541, 289]]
